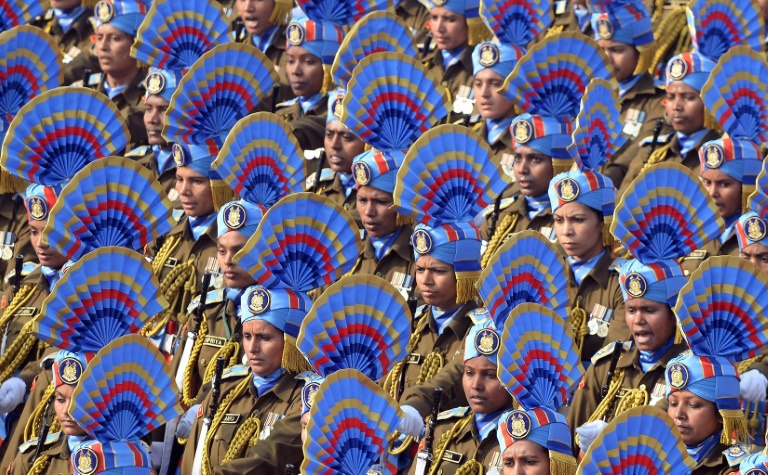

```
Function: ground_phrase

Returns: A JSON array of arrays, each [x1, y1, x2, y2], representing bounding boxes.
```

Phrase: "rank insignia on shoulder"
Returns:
[[437, 406, 471, 420], [125, 145, 151, 157], [222, 365, 249, 380], [724, 444, 749, 466], [640, 133, 673, 147], [590, 341, 631, 365]]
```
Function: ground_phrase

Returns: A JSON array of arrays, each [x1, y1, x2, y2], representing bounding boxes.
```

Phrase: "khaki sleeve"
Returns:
[[401, 358, 466, 418]]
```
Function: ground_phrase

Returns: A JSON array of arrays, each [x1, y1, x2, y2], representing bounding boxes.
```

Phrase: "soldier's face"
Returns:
[[242, 319, 285, 377], [144, 95, 170, 147], [357, 186, 399, 239], [701, 169, 742, 220], [300, 412, 310, 445], [217, 231, 256, 289], [415, 255, 459, 312], [553, 202, 604, 261], [95, 24, 137, 80], [512, 146, 553, 198], [55, 385, 86, 436], [501, 439, 550, 475], [286, 47, 324, 98], [473, 69, 517, 121], [175, 167, 215, 218], [664, 81, 705, 135], [324, 121, 364, 174], [624, 298, 676, 351], [463, 356, 511, 415], [429, 7, 469, 51], [667, 391, 722, 446], [29, 219, 69, 269], [740, 242, 768, 274], [236, 0, 276, 36], [597, 39, 639, 82], [50, 0, 82, 9]]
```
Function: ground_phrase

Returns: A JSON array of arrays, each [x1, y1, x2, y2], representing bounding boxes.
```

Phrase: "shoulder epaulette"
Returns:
[[186, 289, 226, 314], [172, 209, 185, 224], [70, 72, 102, 89], [88, 16, 98, 31], [304, 148, 323, 161], [275, 98, 300, 109], [610, 257, 626, 273], [467, 308, 490, 324], [437, 406, 471, 420], [19, 431, 62, 453], [640, 133, 673, 148], [222, 364, 249, 380], [680, 249, 709, 261], [40, 352, 57, 369], [591, 341, 632, 365], [414, 304, 429, 320], [44, 9, 54, 20], [4, 262, 40, 285], [125, 145, 152, 158], [482, 196, 517, 218], [724, 444, 750, 467], [304, 169, 336, 190]]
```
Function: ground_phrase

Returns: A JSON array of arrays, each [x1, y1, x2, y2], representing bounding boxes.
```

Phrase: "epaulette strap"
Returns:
[[590, 341, 630, 366], [125, 145, 152, 158], [437, 406, 471, 421], [482, 196, 517, 217], [19, 431, 62, 453], [4, 262, 39, 285], [724, 444, 750, 467], [222, 364, 249, 380], [640, 133, 673, 147]]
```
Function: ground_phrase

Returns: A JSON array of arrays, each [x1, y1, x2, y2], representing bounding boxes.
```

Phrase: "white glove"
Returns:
[[575, 420, 608, 454], [150, 441, 164, 469], [740, 369, 768, 403], [175, 404, 200, 439], [0, 377, 25, 413], [397, 405, 425, 438]]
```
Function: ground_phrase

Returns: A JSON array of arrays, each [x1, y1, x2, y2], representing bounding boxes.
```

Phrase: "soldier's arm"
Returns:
[[401, 358, 466, 418]]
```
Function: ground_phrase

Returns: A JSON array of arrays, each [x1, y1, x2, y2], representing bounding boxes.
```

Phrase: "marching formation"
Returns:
[[1, 0, 768, 473]]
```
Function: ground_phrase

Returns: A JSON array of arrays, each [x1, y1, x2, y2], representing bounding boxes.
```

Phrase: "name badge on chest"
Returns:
[[222, 413, 241, 424], [442, 450, 464, 464], [407, 353, 424, 365]]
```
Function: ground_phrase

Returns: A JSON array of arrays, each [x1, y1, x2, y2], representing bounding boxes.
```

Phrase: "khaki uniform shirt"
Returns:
[[473, 121, 514, 157], [406, 407, 504, 475], [274, 97, 328, 152], [8, 432, 71, 475], [692, 443, 739, 475], [423, 47, 474, 124], [170, 292, 239, 404], [304, 171, 360, 228], [618, 129, 721, 198], [183, 368, 303, 473], [396, 0, 430, 48], [124, 146, 179, 209], [566, 250, 628, 362], [146, 215, 220, 320], [395, 303, 477, 403], [32, 9, 95, 69], [479, 188, 556, 245], [602, 73, 671, 188], [93, 70, 149, 150], [567, 340, 688, 452], [0, 194, 34, 283], [356, 227, 418, 301], [679, 234, 740, 278]]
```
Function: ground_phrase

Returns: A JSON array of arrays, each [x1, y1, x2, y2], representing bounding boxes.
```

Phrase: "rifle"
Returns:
[[601, 341, 624, 400], [414, 387, 443, 475], [647, 118, 665, 158], [31, 394, 54, 463], [159, 271, 212, 475], [191, 357, 226, 475], [12, 254, 22, 295], [487, 194, 504, 240], [311, 150, 327, 194], [283, 464, 295, 475]]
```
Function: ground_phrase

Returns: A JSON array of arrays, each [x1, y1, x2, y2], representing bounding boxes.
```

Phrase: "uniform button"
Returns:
[[375, 272, 382, 277], [201, 358, 207, 367], [441, 81, 448, 86], [343, 203, 350, 209], [683, 270, 690, 276]]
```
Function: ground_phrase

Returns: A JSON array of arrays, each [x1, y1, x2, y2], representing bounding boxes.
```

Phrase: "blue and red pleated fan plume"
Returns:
[[0, 1, 44, 32], [498, 303, 583, 410], [748, 159, 768, 220], [483, 0, 553, 46], [499, 32, 616, 117], [393, 124, 508, 226], [0, 26, 63, 136], [701, 46, 768, 145], [301, 369, 404, 475], [686, 0, 765, 64], [41, 157, 175, 261], [297, 274, 410, 381], [296, 0, 394, 26], [32, 247, 167, 354], [674, 256, 768, 363], [164, 43, 279, 148], [477, 230, 569, 329], [234, 193, 363, 291], [568, 78, 628, 172], [576, 406, 696, 475], [212, 112, 305, 211], [341, 52, 451, 153], [131, 0, 231, 73], [330, 12, 417, 88], [611, 163, 724, 263], [1, 88, 129, 186], [69, 335, 183, 442]]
